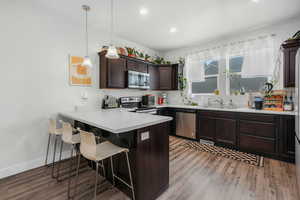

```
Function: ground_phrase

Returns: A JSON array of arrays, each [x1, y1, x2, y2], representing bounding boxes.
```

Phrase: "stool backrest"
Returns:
[[61, 121, 73, 143], [48, 119, 57, 134], [79, 130, 97, 160]]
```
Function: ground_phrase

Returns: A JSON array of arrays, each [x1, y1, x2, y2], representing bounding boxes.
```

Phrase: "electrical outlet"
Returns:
[[141, 131, 150, 141]]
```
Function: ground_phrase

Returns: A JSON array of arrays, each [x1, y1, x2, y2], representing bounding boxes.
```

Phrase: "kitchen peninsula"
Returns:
[[60, 109, 172, 200]]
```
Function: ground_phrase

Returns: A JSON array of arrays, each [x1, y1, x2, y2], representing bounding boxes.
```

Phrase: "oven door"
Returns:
[[128, 71, 140, 89], [139, 72, 150, 89]]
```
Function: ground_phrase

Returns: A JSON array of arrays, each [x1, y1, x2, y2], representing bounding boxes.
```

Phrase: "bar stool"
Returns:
[[56, 121, 81, 199], [45, 119, 63, 178], [74, 130, 135, 200]]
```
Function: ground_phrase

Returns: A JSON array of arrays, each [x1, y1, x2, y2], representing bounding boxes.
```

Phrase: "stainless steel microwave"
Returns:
[[128, 70, 150, 89]]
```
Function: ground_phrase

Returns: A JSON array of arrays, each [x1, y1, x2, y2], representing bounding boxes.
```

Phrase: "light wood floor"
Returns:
[[0, 136, 299, 200]]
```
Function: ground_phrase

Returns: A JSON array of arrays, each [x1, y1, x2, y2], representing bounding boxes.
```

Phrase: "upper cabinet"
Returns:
[[99, 52, 126, 88], [282, 40, 300, 88], [148, 64, 160, 90], [99, 52, 179, 90], [159, 64, 178, 90]]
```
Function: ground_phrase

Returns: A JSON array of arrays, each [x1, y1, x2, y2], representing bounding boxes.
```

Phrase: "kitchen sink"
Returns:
[[203, 104, 238, 110]]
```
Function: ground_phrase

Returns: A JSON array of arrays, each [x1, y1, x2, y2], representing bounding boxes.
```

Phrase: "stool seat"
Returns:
[[67, 134, 81, 145], [82, 141, 128, 161]]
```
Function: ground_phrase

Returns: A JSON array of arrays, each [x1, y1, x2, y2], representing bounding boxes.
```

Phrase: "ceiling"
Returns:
[[37, 0, 300, 52]]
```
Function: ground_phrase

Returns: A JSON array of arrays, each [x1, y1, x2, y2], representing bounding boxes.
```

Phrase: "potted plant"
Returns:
[[126, 47, 135, 57], [134, 49, 139, 58], [154, 56, 164, 64], [138, 52, 144, 60], [285, 30, 300, 44], [178, 73, 187, 91], [145, 54, 151, 61], [178, 57, 185, 65]]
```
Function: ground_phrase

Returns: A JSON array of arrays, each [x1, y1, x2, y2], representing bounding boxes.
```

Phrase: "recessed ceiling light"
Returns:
[[139, 8, 148, 15], [251, 0, 260, 3], [170, 27, 177, 33]]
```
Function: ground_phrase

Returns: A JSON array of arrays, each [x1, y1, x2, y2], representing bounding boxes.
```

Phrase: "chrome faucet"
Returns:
[[208, 97, 224, 107], [214, 97, 224, 106]]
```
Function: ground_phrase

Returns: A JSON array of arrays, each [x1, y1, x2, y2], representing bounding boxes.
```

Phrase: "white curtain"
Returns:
[[185, 54, 205, 83], [185, 48, 222, 82], [239, 36, 275, 78]]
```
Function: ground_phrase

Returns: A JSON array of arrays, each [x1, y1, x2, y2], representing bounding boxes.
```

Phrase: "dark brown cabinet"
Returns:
[[198, 116, 215, 141], [197, 111, 237, 147], [196, 110, 295, 162], [134, 122, 170, 200], [159, 64, 178, 90], [99, 52, 179, 90], [159, 66, 173, 90], [99, 52, 126, 88], [148, 65, 160, 90], [282, 40, 300, 88], [215, 118, 237, 146], [157, 108, 176, 135], [279, 116, 295, 162]]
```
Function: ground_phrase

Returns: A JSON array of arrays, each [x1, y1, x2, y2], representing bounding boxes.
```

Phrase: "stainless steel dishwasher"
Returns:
[[175, 110, 196, 139]]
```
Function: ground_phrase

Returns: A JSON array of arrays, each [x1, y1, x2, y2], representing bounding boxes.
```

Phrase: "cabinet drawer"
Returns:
[[239, 120, 275, 138], [239, 134, 276, 154], [238, 113, 275, 123], [198, 111, 235, 119]]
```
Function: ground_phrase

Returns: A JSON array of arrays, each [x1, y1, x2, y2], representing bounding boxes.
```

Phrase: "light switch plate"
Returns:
[[141, 131, 150, 141]]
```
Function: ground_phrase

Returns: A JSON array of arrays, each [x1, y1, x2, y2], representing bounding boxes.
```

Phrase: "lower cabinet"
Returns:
[[215, 118, 237, 146], [279, 116, 295, 162], [198, 116, 215, 141], [197, 110, 295, 162], [197, 111, 237, 147], [157, 108, 176, 135]]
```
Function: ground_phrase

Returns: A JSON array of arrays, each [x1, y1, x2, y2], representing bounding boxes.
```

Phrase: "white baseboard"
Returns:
[[0, 151, 70, 179]]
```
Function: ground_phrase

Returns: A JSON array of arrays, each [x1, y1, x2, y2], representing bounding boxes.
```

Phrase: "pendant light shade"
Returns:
[[105, 0, 119, 59], [82, 56, 93, 68], [106, 45, 119, 59], [82, 5, 93, 68]]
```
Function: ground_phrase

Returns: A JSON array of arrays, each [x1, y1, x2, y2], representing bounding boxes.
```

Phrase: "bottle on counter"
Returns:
[[289, 96, 294, 111], [283, 96, 293, 111], [248, 92, 254, 109]]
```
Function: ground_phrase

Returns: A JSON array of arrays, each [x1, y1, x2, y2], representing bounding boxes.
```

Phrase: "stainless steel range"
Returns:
[[119, 96, 158, 115]]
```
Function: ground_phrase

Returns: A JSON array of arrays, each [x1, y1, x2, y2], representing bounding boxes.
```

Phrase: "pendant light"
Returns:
[[106, 0, 119, 59], [82, 5, 93, 68]]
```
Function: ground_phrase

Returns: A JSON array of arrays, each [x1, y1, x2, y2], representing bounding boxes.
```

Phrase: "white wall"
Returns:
[[162, 17, 300, 106], [0, 0, 160, 178]]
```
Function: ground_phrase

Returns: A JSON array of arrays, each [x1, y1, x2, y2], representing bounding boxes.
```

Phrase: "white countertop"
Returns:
[[60, 109, 173, 134], [157, 104, 296, 115]]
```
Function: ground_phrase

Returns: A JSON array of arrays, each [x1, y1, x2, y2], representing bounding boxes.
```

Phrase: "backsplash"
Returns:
[[167, 91, 253, 108]]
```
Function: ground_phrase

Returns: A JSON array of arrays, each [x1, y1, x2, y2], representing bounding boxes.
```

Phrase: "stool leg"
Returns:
[[67, 145, 74, 199], [45, 134, 51, 166], [56, 140, 64, 181], [101, 160, 106, 179], [110, 157, 115, 186], [74, 152, 81, 200], [125, 152, 135, 200], [94, 162, 99, 200], [51, 135, 58, 178]]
